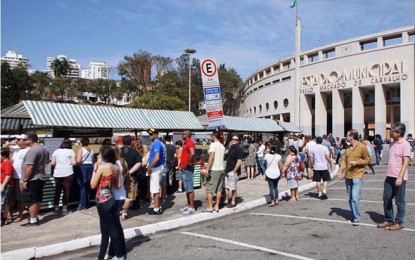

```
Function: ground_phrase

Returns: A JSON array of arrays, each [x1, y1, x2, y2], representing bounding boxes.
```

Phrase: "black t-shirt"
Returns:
[[226, 144, 244, 174], [165, 143, 176, 167], [120, 146, 142, 174]]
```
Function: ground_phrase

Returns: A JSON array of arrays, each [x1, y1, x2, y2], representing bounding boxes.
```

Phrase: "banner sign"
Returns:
[[200, 58, 224, 128]]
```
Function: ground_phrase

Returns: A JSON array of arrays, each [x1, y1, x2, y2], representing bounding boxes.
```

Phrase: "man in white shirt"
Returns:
[[7, 135, 30, 222], [203, 131, 225, 213], [309, 136, 334, 200]]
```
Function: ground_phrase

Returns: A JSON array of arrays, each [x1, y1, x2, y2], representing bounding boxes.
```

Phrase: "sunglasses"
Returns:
[[232, 139, 239, 141]]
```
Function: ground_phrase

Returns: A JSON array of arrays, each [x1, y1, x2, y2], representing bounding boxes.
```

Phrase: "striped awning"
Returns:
[[276, 121, 303, 133], [1, 101, 204, 131], [198, 115, 285, 132]]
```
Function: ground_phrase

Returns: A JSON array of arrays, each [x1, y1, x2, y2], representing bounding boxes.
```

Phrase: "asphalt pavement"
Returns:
[[40, 157, 415, 260]]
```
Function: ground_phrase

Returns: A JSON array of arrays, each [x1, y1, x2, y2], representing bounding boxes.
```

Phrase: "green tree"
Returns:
[[129, 92, 186, 110], [49, 77, 71, 100], [30, 71, 51, 100], [1, 62, 20, 109], [218, 64, 243, 116], [51, 57, 71, 78]]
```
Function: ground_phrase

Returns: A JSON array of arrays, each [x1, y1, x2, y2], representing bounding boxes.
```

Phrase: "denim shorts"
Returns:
[[181, 166, 194, 193]]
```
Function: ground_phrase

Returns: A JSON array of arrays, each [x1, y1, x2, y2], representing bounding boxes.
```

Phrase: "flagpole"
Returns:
[[294, 0, 301, 126]]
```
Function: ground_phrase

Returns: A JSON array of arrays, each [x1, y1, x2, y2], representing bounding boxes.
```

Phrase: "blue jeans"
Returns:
[[375, 150, 382, 166], [181, 166, 194, 193], [383, 177, 406, 225], [267, 177, 280, 201], [257, 157, 266, 175], [77, 164, 94, 209], [345, 178, 363, 222], [96, 198, 125, 259]]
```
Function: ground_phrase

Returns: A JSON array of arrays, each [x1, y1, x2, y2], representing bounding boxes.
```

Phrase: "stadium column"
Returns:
[[352, 87, 364, 137], [375, 84, 386, 139], [315, 90, 327, 137], [299, 94, 312, 135], [332, 89, 344, 138], [400, 76, 415, 135]]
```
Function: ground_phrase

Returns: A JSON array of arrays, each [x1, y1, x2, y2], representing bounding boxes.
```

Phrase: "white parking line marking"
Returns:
[[250, 213, 415, 232], [328, 188, 415, 191], [300, 197, 415, 206], [363, 180, 415, 183], [181, 231, 316, 260]]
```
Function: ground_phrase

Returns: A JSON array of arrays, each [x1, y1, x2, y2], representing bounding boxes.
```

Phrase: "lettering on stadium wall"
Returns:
[[300, 61, 407, 94]]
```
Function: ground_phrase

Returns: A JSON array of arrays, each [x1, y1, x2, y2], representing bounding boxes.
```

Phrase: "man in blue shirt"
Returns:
[[372, 134, 384, 166], [147, 128, 166, 215]]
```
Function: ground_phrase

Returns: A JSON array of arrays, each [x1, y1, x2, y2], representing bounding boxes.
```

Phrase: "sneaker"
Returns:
[[176, 189, 183, 193], [148, 209, 163, 215], [21, 221, 40, 227], [182, 207, 195, 215], [54, 208, 60, 215], [180, 205, 189, 213], [352, 220, 360, 226]]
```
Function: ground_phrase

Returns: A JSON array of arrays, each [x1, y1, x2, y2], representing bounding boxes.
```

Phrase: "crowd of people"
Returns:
[[1, 123, 415, 259]]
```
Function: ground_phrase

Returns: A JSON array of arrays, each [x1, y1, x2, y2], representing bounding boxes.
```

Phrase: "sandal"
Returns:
[[202, 208, 213, 213]]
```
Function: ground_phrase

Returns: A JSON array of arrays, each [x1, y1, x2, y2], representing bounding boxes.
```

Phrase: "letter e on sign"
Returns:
[[201, 58, 219, 86]]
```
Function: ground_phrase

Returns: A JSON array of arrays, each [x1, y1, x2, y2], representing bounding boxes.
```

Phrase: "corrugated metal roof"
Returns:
[[1, 118, 44, 133], [1, 103, 31, 119], [1, 101, 203, 131], [277, 121, 303, 133], [198, 115, 285, 132]]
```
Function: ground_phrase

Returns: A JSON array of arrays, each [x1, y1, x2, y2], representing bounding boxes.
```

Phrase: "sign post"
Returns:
[[200, 58, 224, 128]]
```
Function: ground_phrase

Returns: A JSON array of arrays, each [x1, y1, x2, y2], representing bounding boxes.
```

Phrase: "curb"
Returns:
[[2, 167, 339, 260]]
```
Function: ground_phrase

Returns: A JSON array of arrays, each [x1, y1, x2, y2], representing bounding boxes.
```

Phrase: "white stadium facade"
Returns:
[[242, 26, 415, 139]]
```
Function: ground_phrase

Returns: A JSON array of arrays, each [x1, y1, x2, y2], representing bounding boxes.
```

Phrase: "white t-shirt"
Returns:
[[264, 153, 282, 179], [209, 141, 225, 171], [12, 147, 30, 179], [310, 144, 329, 171], [306, 141, 317, 154], [113, 160, 126, 200], [257, 144, 266, 157], [52, 148, 76, 177]]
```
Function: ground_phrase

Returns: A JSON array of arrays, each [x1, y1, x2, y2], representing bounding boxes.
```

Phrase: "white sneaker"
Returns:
[[180, 206, 189, 213], [182, 207, 195, 215]]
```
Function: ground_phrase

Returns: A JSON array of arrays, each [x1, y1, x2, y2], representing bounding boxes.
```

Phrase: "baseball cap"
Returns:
[[147, 128, 157, 135]]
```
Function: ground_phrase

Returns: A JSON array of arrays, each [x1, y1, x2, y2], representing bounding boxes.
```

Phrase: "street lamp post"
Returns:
[[184, 48, 196, 112]]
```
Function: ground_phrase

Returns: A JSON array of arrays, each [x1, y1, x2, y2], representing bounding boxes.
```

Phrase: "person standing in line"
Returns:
[[146, 128, 165, 215], [76, 137, 95, 211], [283, 146, 302, 202], [20, 133, 50, 227], [224, 135, 243, 208], [51, 139, 76, 215], [256, 140, 266, 178], [163, 135, 177, 195], [121, 136, 142, 210], [178, 130, 196, 215], [264, 146, 283, 206], [372, 134, 384, 166], [7, 135, 29, 222], [245, 139, 256, 180], [309, 136, 334, 200], [337, 129, 371, 226], [175, 140, 183, 193], [203, 131, 225, 213], [90, 146, 124, 260], [363, 138, 376, 175], [304, 135, 317, 179], [377, 123, 411, 231], [1, 149, 14, 226]]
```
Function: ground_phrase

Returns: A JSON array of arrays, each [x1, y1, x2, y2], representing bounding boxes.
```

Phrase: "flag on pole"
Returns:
[[290, 0, 297, 8]]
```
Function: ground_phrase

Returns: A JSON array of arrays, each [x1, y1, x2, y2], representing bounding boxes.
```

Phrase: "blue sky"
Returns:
[[2, 0, 415, 79]]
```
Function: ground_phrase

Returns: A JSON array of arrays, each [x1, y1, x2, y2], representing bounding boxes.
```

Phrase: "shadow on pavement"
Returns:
[[328, 207, 352, 220], [365, 211, 384, 224], [303, 192, 320, 199]]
